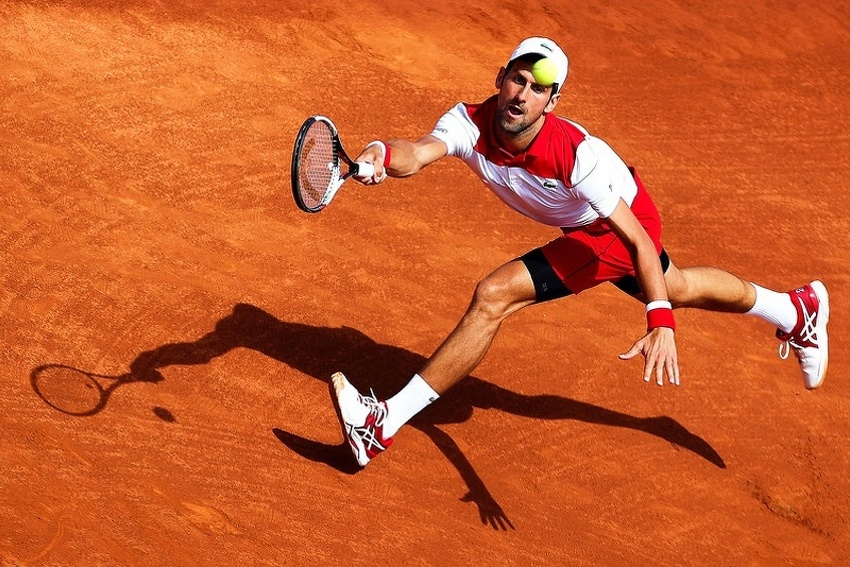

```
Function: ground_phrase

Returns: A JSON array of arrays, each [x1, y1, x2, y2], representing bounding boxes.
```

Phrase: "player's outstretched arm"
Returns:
[[354, 135, 448, 184], [606, 199, 680, 386]]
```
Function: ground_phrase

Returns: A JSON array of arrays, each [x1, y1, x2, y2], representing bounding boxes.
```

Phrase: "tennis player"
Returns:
[[331, 37, 830, 467]]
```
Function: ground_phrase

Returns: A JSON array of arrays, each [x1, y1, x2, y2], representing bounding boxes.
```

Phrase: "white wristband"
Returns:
[[363, 141, 388, 183], [645, 300, 672, 312], [364, 140, 387, 163]]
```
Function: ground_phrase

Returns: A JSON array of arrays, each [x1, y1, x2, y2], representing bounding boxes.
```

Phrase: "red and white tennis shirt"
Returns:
[[430, 96, 639, 228]]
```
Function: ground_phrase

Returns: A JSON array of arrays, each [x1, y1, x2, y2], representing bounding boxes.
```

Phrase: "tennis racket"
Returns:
[[291, 115, 375, 213]]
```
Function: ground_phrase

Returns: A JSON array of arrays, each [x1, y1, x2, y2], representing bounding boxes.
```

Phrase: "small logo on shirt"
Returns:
[[543, 179, 558, 190]]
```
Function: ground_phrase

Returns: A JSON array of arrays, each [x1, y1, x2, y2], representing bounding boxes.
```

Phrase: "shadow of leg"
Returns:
[[272, 428, 362, 475], [459, 377, 726, 468]]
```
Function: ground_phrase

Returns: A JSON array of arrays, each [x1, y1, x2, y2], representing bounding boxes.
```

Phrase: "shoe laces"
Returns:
[[778, 297, 819, 360], [359, 389, 388, 426], [778, 341, 797, 360]]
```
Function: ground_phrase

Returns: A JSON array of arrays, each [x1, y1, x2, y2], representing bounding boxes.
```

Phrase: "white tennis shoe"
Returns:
[[776, 280, 829, 389], [329, 372, 393, 466]]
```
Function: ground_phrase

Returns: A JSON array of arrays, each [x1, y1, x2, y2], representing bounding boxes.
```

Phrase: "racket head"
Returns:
[[30, 364, 110, 416], [291, 116, 342, 213]]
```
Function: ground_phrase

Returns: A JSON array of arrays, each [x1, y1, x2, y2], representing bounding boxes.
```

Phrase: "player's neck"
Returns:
[[494, 118, 545, 156]]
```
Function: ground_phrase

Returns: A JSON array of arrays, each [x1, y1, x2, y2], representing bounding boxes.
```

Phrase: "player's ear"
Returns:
[[544, 92, 561, 114], [495, 66, 507, 89]]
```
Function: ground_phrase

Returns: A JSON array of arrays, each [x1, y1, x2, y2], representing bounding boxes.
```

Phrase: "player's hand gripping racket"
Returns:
[[291, 115, 375, 213]]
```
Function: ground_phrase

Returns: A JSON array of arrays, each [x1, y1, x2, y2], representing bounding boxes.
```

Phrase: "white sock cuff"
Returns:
[[383, 374, 439, 438], [747, 283, 796, 333], [408, 373, 440, 402]]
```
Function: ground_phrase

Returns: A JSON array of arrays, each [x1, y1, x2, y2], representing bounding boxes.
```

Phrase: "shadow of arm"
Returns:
[[416, 423, 515, 531]]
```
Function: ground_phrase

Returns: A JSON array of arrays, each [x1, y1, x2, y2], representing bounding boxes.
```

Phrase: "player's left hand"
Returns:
[[619, 327, 680, 386]]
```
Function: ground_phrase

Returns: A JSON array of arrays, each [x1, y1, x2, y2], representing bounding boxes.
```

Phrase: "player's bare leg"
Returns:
[[330, 260, 537, 466], [418, 260, 538, 394], [661, 261, 828, 388], [662, 263, 755, 312]]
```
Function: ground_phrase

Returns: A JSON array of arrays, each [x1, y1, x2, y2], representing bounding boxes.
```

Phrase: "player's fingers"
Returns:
[[667, 359, 678, 386], [619, 341, 643, 361], [642, 352, 656, 384], [360, 168, 387, 185], [643, 349, 664, 386]]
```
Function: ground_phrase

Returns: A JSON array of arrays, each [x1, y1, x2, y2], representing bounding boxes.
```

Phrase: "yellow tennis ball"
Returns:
[[531, 58, 558, 86]]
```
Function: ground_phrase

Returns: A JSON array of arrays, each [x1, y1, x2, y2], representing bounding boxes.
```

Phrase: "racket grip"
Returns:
[[353, 161, 375, 179]]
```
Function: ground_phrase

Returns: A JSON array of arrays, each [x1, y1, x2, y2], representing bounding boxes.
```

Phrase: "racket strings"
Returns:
[[297, 124, 338, 209]]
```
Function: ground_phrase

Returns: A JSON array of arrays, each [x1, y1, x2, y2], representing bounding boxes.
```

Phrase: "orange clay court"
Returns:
[[1, 1, 848, 565]]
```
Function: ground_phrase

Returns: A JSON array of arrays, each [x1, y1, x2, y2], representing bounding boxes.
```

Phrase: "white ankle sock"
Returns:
[[747, 283, 797, 333], [383, 374, 439, 438]]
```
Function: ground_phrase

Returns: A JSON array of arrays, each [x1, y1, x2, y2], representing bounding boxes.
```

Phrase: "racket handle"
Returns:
[[353, 161, 375, 179]]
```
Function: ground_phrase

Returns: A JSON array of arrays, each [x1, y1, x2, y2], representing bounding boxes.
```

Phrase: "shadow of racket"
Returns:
[[30, 363, 170, 419]]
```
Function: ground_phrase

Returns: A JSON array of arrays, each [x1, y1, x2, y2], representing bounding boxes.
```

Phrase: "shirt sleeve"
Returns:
[[430, 103, 479, 159], [571, 137, 633, 219]]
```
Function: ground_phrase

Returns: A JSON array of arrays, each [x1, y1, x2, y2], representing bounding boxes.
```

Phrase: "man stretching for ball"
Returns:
[[330, 37, 830, 467]]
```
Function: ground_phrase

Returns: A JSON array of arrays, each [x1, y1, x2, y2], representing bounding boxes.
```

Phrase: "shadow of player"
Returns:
[[31, 303, 725, 530]]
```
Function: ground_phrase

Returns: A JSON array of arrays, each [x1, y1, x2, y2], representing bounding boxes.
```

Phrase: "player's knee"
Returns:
[[470, 276, 515, 321]]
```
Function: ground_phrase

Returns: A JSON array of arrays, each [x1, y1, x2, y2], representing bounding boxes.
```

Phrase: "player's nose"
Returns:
[[515, 83, 533, 102]]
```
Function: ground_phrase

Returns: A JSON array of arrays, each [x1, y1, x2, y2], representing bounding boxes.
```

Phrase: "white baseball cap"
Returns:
[[507, 37, 569, 92]]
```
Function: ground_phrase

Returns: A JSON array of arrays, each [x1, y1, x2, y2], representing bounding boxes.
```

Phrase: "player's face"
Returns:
[[495, 60, 560, 135]]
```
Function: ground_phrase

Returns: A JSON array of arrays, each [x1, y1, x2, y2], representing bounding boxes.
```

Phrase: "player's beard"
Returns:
[[496, 101, 537, 135]]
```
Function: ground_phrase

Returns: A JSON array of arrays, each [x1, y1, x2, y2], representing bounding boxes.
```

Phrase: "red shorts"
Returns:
[[540, 169, 663, 294]]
